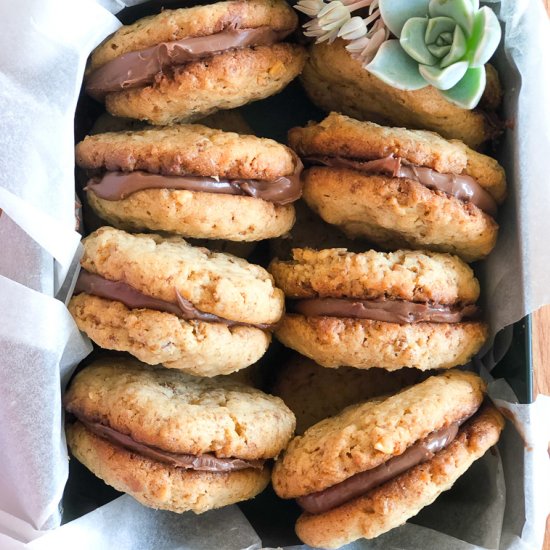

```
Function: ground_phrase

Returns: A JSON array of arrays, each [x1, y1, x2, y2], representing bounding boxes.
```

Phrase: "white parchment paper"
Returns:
[[0, 0, 548, 548]]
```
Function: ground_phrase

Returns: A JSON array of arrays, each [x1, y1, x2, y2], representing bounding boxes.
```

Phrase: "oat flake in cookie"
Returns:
[[269, 247, 487, 371], [272, 370, 505, 548], [65, 357, 296, 514], [76, 124, 302, 241], [289, 113, 506, 262], [69, 227, 284, 377], [86, 0, 306, 124]]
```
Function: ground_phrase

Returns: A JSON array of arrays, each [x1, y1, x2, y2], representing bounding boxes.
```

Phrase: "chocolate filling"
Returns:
[[291, 297, 479, 324], [78, 419, 263, 472], [86, 26, 291, 99], [306, 154, 498, 217], [74, 269, 273, 329], [85, 161, 303, 206], [297, 422, 460, 514]]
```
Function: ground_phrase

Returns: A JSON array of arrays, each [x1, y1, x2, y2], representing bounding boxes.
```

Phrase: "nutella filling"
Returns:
[[291, 297, 479, 324], [74, 269, 273, 329], [297, 422, 460, 514], [79, 419, 263, 472], [307, 154, 498, 217], [86, 26, 291, 99], [85, 161, 303, 206]]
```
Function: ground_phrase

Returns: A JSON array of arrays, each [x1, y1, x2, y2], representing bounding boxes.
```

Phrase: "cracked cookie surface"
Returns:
[[65, 357, 296, 460], [294, 404, 504, 548], [272, 370, 486, 498], [80, 227, 284, 325], [77, 123, 299, 180], [269, 247, 480, 305]]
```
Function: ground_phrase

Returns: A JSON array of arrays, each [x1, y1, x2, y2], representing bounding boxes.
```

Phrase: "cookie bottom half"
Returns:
[[303, 168, 498, 263], [89, 188, 296, 241], [69, 294, 270, 376], [294, 404, 504, 549], [105, 43, 306, 125], [67, 422, 271, 514], [275, 314, 487, 371]]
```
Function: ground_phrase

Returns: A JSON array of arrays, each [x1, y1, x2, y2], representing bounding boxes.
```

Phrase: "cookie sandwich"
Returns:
[[289, 113, 506, 262], [269, 247, 487, 371], [65, 358, 296, 513], [273, 353, 425, 434], [86, 0, 306, 124], [300, 40, 502, 149], [69, 227, 284, 376], [272, 369, 504, 548], [77, 124, 302, 242]]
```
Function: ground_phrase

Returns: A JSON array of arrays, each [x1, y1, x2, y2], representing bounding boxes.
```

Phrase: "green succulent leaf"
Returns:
[[419, 60, 468, 89], [378, 0, 429, 37], [367, 39, 428, 90], [427, 44, 451, 57], [374, 0, 499, 110], [425, 17, 455, 44], [468, 6, 501, 67], [440, 24, 467, 67], [439, 66, 486, 108], [428, 0, 474, 34], [400, 18, 438, 65]]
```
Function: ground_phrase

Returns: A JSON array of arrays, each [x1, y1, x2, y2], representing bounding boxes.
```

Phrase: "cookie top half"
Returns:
[[90, 0, 298, 71], [76, 124, 298, 180], [80, 227, 284, 324], [272, 369, 486, 498], [288, 113, 506, 202], [65, 358, 296, 460], [269, 248, 480, 305]]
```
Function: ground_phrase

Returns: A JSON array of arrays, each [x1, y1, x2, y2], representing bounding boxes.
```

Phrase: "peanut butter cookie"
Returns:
[[65, 358, 295, 513]]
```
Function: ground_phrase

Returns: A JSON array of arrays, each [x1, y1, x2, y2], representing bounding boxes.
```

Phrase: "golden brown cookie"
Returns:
[[77, 124, 296, 179], [275, 315, 487, 371], [272, 354, 426, 434], [289, 114, 506, 199], [65, 358, 295, 513], [87, 0, 306, 124], [87, 188, 295, 242], [69, 228, 283, 376], [80, 227, 283, 324], [269, 248, 487, 371], [67, 423, 271, 514], [105, 44, 306, 125], [294, 404, 504, 548], [270, 248, 480, 305], [301, 40, 502, 149], [271, 370, 504, 548], [89, 0, 299, 71], [69, 294, 270, 377], [272, 369, 486, 496], [288, 114, 506, 262], [77, 124, 300, 241]]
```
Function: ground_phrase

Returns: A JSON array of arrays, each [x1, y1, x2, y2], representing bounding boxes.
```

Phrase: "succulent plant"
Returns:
[[366, 0, 501, 108]]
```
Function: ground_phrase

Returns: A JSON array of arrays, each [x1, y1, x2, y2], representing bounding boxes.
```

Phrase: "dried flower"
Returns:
[[294, 0, 325, 17], [295, 0, 388, 53], [346, 18, 390, 65]]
